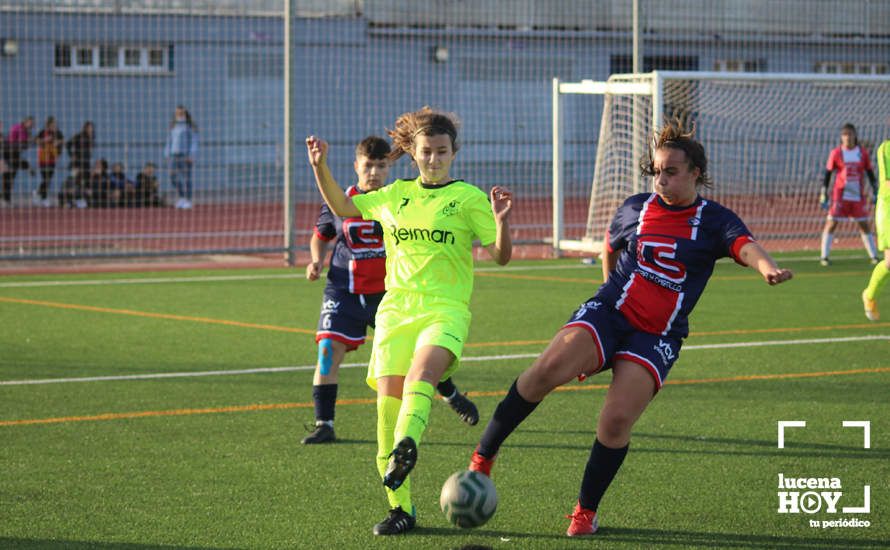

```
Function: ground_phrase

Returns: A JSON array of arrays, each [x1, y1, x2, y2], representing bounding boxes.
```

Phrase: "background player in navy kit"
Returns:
[[467, 119, 793, 536], [302, 136, 479, 444]]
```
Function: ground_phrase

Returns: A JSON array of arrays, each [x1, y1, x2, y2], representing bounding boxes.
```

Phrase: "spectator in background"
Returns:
[[108, 162, 132, 207], [164, 105, 198, 210], [2, 115, 35, 207], [87, 158, 111, 208], [59, 167, 88, 209], [67, 121, 95, 175], [136, 162, 164, 208], [36, 116, 64, 207]]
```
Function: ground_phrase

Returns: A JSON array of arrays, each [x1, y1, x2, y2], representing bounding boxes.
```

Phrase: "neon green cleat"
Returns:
[[862, 290, 880, 321]]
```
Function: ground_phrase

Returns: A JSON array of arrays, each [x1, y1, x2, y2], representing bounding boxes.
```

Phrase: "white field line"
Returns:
[[0, 264, 593, 288], [1, 334, 886, 387]]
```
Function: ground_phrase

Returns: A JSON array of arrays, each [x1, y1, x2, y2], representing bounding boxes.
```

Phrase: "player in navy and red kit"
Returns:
[[819, 123, 880, 265], [466, 120, 793, 536], [302, 136, 479, 444]]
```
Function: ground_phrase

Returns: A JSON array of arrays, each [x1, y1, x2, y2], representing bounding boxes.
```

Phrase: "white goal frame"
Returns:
[[552, 70, 890, 255]]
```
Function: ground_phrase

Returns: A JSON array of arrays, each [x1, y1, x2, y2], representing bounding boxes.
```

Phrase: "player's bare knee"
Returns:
[[529, 352, 578, 388], [597, 412, 634, 446]]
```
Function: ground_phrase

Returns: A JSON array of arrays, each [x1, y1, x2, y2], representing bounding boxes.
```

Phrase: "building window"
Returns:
[[713, 59, 766, 72], [124, 48, 142, 67], [148, 48, 165, 68], [99, 46, 117, 68], [54, 43, 172, 74], [76, 47, 94, 68], [815, 61, 888, 75], [54, 44, 71, 68], [610, 55, 699, 74]]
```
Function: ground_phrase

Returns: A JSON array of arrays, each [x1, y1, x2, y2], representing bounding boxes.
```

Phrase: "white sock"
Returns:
[[861, 233, 878, 259], [821, 233, 834, 259]]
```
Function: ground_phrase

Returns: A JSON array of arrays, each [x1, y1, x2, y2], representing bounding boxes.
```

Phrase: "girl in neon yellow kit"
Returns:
[[306, 106, 512, 535], [862, 136, 890, 320]]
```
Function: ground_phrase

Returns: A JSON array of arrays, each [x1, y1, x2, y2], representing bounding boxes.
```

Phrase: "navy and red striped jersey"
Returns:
[[596, 192, 754, 339], [314, 185, 386, 295]]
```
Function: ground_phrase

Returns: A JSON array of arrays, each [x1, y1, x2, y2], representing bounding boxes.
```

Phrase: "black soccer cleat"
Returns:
[[447, 392, 479, 426], [301, 423, 336, 444], [372, 506, 416, 535], [382, 437, 417, 491]]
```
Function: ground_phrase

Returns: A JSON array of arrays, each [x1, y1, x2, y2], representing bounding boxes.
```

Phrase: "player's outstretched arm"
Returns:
[[738, 241, 793, 286], [486, 186, 512, 265], [305, 233, 327, 281], [305, 136, 361, 218]]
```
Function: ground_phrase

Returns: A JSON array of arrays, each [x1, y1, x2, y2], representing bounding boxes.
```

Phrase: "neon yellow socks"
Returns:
[[376, 380, 436, 513], [377, 395, 411, 511], [864, 260, 889, 300], [394, 380, 435, 446]]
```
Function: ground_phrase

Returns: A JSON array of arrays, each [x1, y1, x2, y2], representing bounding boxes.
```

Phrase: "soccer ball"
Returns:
[[439, 470, 498, 528]]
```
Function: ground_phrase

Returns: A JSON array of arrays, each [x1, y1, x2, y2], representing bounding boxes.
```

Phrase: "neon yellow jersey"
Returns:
[[351, 176, 497, 304], [878, 140, 890, 201]]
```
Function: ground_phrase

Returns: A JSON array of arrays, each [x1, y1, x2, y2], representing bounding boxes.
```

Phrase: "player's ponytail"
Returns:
[[387, 106, 460, 162], [640, 118, 713, 189]]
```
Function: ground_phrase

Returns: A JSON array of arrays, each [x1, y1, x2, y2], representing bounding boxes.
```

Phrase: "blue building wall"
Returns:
[[2, 11, 888, 203]]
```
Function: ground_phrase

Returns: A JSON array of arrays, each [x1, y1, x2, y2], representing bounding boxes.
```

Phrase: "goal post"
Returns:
[[553, 71, 890, 255]]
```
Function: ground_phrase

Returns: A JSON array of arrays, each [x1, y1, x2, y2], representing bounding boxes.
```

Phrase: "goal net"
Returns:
[[553, 71, 890, 254]]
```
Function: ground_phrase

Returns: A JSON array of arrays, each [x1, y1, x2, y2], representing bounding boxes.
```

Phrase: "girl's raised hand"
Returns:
[[305, 136, 328, 167], [490, 186, 513, 222]]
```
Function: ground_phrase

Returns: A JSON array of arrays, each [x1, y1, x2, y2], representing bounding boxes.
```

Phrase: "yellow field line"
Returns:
[[691, 321, 890, 336], [0, 296, 315, 335], [3, 366, 888, 427], [475, 272, 597, 283], [465, 339, 550, 348], [2, 295, 887, 348]]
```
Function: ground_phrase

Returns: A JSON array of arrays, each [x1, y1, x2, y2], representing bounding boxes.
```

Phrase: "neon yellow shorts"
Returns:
[[877, 195, 889, 250], [366, 290, 471, 390]]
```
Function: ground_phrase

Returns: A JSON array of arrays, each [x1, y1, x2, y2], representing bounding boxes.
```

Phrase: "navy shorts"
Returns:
[[563, 297, 682, 391], [315, 286, 385, 351]]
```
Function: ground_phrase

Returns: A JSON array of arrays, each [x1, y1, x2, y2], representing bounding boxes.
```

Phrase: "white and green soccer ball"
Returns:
[[439, 470, 498, 528]]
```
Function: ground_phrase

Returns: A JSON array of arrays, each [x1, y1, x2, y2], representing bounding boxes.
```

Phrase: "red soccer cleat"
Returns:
[[565, 501, 598, 537], [468, 448, 495, 477]]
